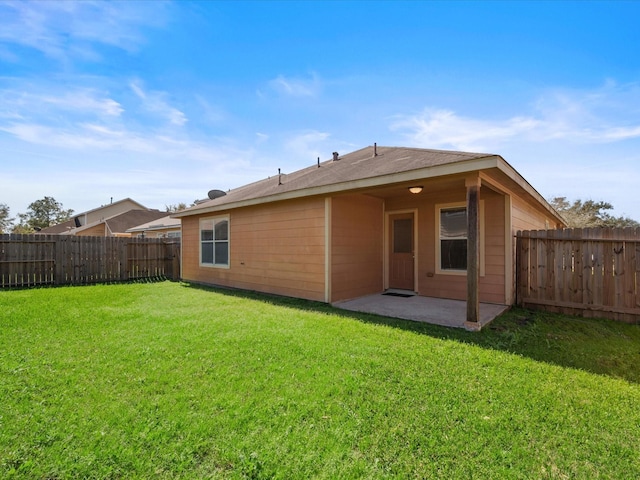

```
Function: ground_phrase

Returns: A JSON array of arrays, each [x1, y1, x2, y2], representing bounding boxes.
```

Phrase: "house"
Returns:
[[68, 209, 167, 237], [126, 215, 181, 239], [39, 198, 151, 235], [173, 145, 565, 328]]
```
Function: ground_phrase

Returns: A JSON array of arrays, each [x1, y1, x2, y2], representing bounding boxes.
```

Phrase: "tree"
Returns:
[[165, 203, 188, 213], [0, 203, 13, 233], [165, 200, 202, 212], [550, 197, 639, 228], [16, 196, 74, 232]]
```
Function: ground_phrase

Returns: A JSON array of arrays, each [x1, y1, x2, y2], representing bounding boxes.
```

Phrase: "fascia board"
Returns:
[[175, 156, 502, 217]]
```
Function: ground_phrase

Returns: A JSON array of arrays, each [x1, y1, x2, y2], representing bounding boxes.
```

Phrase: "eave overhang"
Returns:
[[173, 153, 565, 227]]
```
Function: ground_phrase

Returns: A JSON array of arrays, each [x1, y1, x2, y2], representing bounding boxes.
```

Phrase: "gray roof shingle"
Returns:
[[179, 145, 493, 214]]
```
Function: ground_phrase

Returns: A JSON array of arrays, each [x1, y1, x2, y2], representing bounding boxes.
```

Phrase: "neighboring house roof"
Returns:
[[38, 219, 76, 234], [38, 197, 150, 234], [126, 215, 181, 234], [75, 197, 147, 219], [174, 145, 563, 223], [66, 210, 167, 235]]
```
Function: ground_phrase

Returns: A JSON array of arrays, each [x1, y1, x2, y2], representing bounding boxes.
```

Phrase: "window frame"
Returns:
[[199, 215, 230, 268], [435, 202, 484, 276]]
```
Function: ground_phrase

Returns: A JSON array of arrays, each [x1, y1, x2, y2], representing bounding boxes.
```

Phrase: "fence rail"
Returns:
[[516, 227, 640, 323], [0, 234, 180, 288]]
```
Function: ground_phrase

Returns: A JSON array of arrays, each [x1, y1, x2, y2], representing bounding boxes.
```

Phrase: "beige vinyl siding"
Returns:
[[386, 183, 506, 304], [330, 194, 384, 302], [76, 199, 145, 226], [181, 197, 326, 301], [480, 191, 506, 303], [75, 224, 107, 237], [511, 196, 554, 232]]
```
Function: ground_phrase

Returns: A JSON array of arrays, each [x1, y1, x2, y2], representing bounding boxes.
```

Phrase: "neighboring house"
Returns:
[[68, 209, 168, 237], [126, 215, 181, 239], [37, 218, 77, 235], [173, 145, 565, 326], [39, 198, 149, 235]]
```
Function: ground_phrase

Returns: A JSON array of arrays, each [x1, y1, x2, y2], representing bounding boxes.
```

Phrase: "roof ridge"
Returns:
[[371, 145, 494, 157]]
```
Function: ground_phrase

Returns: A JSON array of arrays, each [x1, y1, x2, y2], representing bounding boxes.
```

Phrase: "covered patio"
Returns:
[[334, 292, 509, 330]]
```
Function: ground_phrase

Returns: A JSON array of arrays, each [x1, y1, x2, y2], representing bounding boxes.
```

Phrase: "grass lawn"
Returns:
[[1, 281, 639, 479]]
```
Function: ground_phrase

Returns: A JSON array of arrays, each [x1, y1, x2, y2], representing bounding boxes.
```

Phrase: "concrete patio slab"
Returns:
[[333, 293, 509, 329]]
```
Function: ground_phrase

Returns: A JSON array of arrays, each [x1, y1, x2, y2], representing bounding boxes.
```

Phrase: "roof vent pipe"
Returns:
[[278, 168, 282, 185], [373, 143, 377, 157], [332, 152, 339, 161]]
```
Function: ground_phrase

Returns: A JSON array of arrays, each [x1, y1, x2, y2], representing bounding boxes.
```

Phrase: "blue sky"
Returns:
[[1, 0, 639, 220]]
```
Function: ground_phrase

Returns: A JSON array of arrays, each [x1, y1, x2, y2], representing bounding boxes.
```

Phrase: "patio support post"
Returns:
[[465, 174, 481, 330]]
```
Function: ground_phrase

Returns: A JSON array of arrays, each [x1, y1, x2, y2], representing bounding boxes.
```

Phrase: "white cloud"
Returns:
[[0, 86, 123, 121], [391, 82, 640, 151], [130, 81, 187, 126], [268, 73, 322, 97], [390, 109, 540, 152], [0, 0, 169, 61], [0, 120, 239, 163], [284, 130, 331, 163], [195, 95, 226, 124], [43, 91, 124, 117]]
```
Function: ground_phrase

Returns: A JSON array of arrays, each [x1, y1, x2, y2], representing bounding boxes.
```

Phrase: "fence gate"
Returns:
[[516, 227, 640, 323]]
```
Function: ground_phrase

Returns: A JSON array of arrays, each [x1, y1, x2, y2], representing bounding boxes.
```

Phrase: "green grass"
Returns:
[[1, 281, 639, 479]]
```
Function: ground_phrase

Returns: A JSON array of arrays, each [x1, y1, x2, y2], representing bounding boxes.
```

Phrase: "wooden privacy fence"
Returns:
[[516, 227, 640, 323], [0, 234, 180, 288]]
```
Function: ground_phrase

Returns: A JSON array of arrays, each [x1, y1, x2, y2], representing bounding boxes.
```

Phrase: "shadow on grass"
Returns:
[[181, 282, 640, 385], [0, 275, 171, 291]]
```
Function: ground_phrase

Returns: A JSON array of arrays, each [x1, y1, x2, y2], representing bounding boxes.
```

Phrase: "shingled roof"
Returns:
[[38, 219, 76, 234], [126, 214, 181, 234], [65, 209, 167, 235], [175, 145, 500, 217]]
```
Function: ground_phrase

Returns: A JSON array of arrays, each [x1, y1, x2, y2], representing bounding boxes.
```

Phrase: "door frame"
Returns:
[[384, 208, 419, 291]]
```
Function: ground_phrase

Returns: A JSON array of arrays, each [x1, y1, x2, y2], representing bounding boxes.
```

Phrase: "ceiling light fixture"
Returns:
[[408, 186, 423, 194]]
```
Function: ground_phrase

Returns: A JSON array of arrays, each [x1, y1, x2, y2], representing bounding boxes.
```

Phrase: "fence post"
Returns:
[[166, 241, 181, 281], [515, 231, 522, 306], [120, 238, 129, 281], [54, 236, 65, 285]]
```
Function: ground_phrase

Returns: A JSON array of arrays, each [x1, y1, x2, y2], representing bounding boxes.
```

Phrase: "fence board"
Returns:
[[0, 234, 180, 288], [516, 227, 640, 323]]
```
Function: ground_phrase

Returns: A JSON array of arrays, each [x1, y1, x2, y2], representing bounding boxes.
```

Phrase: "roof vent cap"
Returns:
[[332, 152, 339, 161]]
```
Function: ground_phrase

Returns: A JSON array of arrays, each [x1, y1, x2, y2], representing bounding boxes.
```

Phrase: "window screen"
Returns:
[[440, 208, 467, 270]]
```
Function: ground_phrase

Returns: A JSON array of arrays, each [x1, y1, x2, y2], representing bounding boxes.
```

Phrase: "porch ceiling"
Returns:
[[357, 175, 468, 200]]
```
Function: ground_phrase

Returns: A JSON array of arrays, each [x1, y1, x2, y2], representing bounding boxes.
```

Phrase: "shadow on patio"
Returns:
[[333, 292, 509, 329]]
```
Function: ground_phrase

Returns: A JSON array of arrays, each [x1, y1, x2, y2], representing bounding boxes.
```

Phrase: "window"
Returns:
[[436, 202, 485, 275], [200, 216, 229, 267], [167, 231, 181, 239], [439, 207, 467, 271]]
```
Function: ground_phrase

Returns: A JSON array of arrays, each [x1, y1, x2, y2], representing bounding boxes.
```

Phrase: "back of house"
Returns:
[[174, 145, 563, 311]]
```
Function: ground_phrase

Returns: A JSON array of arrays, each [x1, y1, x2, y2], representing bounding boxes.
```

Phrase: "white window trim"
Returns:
[[199, 215, 230, 269], [435, 201, 484, 277]]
